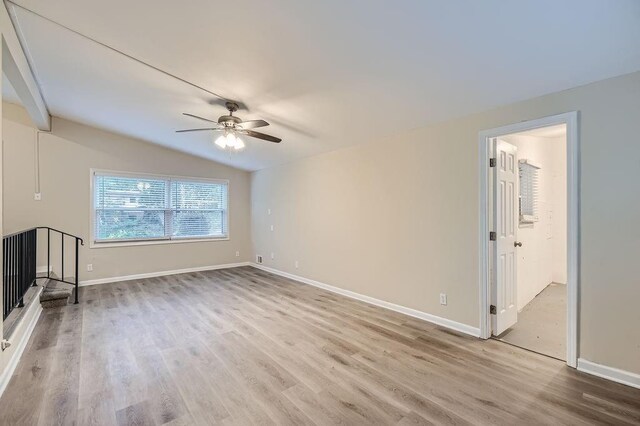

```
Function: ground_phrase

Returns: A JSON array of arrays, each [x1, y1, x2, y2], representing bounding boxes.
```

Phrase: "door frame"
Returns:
[[478, 111, 579, 368]]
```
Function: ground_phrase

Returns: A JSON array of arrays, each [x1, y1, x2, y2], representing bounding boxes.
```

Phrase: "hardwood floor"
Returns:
[[0, 266, 638, 425]]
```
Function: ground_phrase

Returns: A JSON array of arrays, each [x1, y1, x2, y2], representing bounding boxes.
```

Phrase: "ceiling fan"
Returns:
[[177, 101, 281, 151]]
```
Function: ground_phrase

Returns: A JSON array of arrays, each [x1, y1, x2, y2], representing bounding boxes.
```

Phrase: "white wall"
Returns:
[[2, 103, 252, 282], [501, 133, 567, 310], [251, 70, 640, 375]]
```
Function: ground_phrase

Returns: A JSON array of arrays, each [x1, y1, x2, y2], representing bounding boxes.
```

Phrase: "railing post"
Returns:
[[3, 238, 6, 318], [8, 237, 13, 318], [13, 236, 17, 309], [74, 238, 79, 304], [32, 230, 37, 286], [61, 234, 64, 281], [47, 228, 50, 278], [18, 233, 24, 307]]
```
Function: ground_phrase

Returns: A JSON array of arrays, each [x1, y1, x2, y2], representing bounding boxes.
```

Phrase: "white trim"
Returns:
[[3, 2, 51, 130], [89, 168, 231, 248], [577, 359, 640, 389], [79, 261, 250, 287], [90, 168, 230, 185], [478, 111, 579, 368], [36, 265, 52, 275], [89, 236, 230, 249], [251, 263, 481, 338], [0, 289, 43, 398]]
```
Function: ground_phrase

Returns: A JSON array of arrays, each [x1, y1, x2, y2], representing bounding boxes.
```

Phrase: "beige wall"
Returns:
[[2, 103, 252, 282], [252, 71, 640, 374]]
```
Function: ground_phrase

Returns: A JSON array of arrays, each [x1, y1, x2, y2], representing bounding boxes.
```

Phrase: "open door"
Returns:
[[492, 139, 519, 335]]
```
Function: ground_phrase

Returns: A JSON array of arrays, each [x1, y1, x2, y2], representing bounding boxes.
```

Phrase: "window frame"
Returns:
[[90, 169, 230, 248]]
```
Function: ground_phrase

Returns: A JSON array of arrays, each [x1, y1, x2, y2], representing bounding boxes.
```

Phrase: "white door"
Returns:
[[492, 139, 519, 335]]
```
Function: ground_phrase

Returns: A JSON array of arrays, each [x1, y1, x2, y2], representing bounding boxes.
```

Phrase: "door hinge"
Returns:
[[489, 231, 496, 241], [490, 305, 497, 315], [489, 158, 496, 167]]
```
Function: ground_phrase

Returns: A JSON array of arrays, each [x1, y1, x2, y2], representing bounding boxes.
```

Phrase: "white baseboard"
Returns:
[[79, 262, 251, 287], [578, 359, 640, 389], [250, 263, 481, 337], [36, 266, 53, 275], [0, 289, 43, 398]]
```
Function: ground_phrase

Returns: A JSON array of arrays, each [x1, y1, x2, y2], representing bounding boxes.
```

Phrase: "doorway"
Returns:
[[478, 112, 578, 367]]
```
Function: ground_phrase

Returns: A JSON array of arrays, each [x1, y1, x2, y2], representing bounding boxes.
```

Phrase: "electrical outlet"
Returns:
[[256, 255, 263, 264], [34, 193, 42, 201], [87, 264, 93, 272], [235, 251, 240, 257], [270, 225, 274, 231], [270, 252, 275, 260], [439, 293, 447, 306], [294, 260, 299, 269], [267, 208, 271, 215]]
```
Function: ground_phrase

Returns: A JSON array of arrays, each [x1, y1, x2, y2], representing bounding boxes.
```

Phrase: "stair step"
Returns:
[[39, 278, 75, 308], [41, 298, 70, 309], [40, 288, 72, 302]]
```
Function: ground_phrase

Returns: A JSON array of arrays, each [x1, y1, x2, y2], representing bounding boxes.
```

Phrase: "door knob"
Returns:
[[514, 241, 523, 247]]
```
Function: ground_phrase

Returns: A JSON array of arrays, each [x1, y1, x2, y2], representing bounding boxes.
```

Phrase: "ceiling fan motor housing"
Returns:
[[219, 102, 242, 126], [225, 101, 240, 113], [218, 115, 242, 126]]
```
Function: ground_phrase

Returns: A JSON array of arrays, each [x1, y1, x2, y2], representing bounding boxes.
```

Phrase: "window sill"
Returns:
[[89, 236, 230, 249]]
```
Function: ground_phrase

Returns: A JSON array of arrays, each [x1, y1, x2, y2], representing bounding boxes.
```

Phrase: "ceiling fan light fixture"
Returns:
[[233, 137, 245, 151], [214, 130, 245, 151], [225, 131, 237, 148], [214, 134, 227, 149]]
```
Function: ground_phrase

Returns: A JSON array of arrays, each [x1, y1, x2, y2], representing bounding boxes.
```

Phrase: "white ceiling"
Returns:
[[4, 0, 640, 171]]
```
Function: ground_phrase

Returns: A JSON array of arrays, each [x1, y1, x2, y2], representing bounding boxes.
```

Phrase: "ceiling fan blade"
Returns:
[[239, 130, 281, 143], [237, 119, 269, 129], [183, 113, 219, 124], [176, 128, 222, 133]]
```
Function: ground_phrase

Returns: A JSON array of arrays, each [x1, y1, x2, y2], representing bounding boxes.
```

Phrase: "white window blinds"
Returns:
[[518, 160, 540, 224], [93, 172, 228, 243], [170, 180, 228, 238]]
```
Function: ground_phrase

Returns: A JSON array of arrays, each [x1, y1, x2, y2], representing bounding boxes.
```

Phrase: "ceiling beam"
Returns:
[[0, 1, 50, 130]]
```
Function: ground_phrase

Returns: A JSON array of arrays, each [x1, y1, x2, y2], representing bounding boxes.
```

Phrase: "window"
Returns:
[[92, 171, 228, 244], [518, 159, 540, 224]]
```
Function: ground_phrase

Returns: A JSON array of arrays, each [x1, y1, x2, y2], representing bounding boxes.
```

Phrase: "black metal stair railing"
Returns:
[[3, 229, 37, 320], [40, 227, 85, 304], [2, 227, 84, 320]]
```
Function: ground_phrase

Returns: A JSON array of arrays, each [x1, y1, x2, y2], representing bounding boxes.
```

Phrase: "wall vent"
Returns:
[[256, 255, 263, 264]]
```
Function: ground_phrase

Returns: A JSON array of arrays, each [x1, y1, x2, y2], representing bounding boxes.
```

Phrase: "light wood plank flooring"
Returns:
[[0, 266, 638, 425]]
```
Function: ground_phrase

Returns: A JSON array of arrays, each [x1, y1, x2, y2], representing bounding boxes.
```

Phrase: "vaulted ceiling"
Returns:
[[4, 0, 640, 170]]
